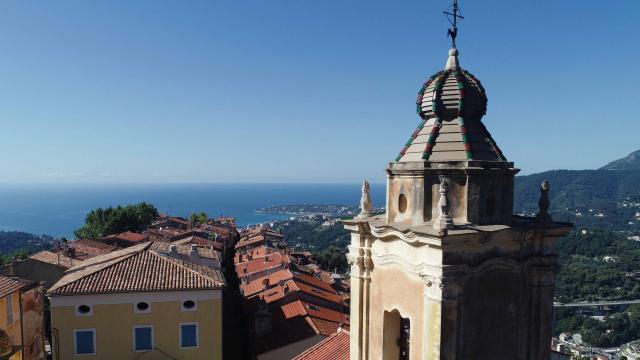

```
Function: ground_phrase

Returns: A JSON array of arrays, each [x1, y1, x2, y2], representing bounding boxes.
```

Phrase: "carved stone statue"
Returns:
[[357, 181, 373, 218], [535, 180, 552, 224], [433, 177, 454, 230]]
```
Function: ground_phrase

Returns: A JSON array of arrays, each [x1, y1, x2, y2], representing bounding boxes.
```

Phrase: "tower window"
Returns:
[[398, 194, 408, 213], [399, 317, 410, 360]]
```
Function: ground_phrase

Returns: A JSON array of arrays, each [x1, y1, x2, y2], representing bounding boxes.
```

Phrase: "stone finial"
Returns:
[[356, 181, 373, 218], [445, 48, 460, 70], [433, 177, 455, 231], [535, 180, 553, 224]]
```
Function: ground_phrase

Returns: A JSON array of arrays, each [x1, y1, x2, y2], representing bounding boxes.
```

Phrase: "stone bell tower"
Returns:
[[344, 12, 572, 359]]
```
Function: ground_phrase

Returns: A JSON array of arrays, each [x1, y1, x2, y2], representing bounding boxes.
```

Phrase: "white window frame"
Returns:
[[179, 322, 199, 349], [133, 301, 151, 314], [74, 328, 96, 356], [75, 304, 93, 317], [181, 299, 198, 312], [132, 325, 154, 352]]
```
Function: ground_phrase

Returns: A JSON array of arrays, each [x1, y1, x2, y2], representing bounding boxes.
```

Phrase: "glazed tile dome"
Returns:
[[417, 49, 487, 120], [396, 49, 507, 163]]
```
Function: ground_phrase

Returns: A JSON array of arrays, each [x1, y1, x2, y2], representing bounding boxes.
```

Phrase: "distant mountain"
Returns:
[[514, 169, 640, 210], [514, 150, 640, 230], [600, 150, 640, 170]]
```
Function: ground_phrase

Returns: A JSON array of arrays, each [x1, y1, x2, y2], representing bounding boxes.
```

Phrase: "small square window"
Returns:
[[180, 323, 198, 348], [133, 326, 153, 351], [74, 329, 96, 355]]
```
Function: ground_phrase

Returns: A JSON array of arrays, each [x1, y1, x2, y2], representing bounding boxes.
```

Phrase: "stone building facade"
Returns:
[[344, 48, 572, 360]]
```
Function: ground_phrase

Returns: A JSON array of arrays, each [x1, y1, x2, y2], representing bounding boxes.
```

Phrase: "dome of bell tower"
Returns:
[[396, 48, 507, 163]]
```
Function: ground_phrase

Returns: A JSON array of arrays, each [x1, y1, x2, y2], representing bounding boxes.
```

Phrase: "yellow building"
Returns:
[[0, 275, 45, 360], [48, 242, 225, 360]]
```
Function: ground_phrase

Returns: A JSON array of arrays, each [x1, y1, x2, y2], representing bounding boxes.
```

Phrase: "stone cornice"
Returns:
[[368, 223, 442, 247]]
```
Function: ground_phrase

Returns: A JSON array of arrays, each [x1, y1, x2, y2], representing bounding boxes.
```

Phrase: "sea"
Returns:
[[0, 183, 386, 238]]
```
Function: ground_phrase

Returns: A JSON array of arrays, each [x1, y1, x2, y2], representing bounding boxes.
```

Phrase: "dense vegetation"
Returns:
[[274, 218, 350, 252], [515, 169, 640, 213], [189, 212, 208, 226], [74, 202, 158, 240], [554, 305, 640, 348], [0, 231, 55, 264], [313, 245, 349, 273], [555, 230, 640, 303]]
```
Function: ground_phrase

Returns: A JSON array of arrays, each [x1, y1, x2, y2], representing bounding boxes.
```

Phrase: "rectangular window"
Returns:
[[133, 326, 153, 351], [180, 323, 198, 348], [74, 329, 96, 355], [5, 295, 13, 325]]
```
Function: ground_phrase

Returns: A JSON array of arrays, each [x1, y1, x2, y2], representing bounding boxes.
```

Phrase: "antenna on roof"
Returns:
[[443, 0, 464, 48]]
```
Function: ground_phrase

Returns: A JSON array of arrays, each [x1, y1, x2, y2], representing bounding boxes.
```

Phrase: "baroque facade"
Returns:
[[344, 48, 572, 360]]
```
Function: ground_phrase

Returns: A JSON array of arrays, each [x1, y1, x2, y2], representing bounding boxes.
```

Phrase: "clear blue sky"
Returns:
[[0, 1, 637, 183]]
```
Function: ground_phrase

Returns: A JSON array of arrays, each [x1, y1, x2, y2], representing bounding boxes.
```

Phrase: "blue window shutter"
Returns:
[[75, 331, 95, 354], [180, 324, 198, 348], [135, 327, 153, 351]]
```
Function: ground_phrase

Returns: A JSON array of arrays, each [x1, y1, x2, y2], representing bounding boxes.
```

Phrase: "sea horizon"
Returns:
[[0, 182, 386, 238]]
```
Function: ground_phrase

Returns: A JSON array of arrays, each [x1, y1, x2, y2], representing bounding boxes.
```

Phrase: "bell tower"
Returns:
[[344, 4, 572, 359]]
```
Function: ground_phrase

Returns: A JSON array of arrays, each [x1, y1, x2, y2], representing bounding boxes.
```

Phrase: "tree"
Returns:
[[74, 202, 158, 240], [190, 212, 208, 226], [313, 246, 348, 273]]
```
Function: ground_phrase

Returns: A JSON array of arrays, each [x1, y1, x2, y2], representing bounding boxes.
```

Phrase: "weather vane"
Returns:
[[443, 0, 464, 48]]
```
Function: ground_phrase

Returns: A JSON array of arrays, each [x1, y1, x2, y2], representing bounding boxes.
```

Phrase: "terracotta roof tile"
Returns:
[[149, 241, 221, 261], [280, 300, 349, 336], [0, 275, 30, 298], [293, 329, 350, 360], [101, 231, 149, 245], [240, 269, 294, 297], [48, 242, 224, 296], [30, 251, 76, 269], [69, 239, 118, 260], [235, 252, 289, 277]]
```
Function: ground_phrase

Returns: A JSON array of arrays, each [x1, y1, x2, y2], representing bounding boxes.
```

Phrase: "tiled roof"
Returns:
[[293, 329, 350, 360], [168, 217, 190, 225], [308, 318, 342, 336], [235, 235, 266, 250], [69, 239, 118, 260], [241, 269, 294, 297], [235, 252, 289, 277], [280, 300, 349, 336], [234, 246, 278, 263], [0, 275, 30, 298], [49, 242, 224, 296], [173, 236, 223, 251], [102, 231, 149, 244], [149, 241, 221, 261], [30, 251, 76, 269], [293, 272, 336, 293], [294, 280, 343, 304]]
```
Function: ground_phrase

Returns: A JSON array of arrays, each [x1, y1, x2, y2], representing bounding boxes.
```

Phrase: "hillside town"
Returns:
[[0, 210, 353, 360]]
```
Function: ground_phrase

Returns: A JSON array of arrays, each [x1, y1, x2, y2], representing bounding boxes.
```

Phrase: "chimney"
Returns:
[[263, 278, 270, 287], [169, 244, 178, 256], [189, 244, 199, 263]]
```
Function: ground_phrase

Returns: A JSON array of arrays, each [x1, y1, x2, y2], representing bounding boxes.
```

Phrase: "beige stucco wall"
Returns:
[[368, 265, 436, 360], [51, 295, 222, 360], [1, 291, 23, 360]]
